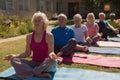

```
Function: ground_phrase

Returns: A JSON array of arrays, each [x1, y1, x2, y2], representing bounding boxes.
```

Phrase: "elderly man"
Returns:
[[51, 13, 88, 57]]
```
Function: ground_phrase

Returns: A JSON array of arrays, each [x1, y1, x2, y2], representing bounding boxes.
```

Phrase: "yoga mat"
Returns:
[[97, 41, 120, 47], [117, 34, 120, 37], [108, 37, 120, 42], [0, 67, 55, 80], [54, 67, 120, 80], [0, 67, 120, 80], [58, 54, 120, 68], [89, 47, 120, 54]]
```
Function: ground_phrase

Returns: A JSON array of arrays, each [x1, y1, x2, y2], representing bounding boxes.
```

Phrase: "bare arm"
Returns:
[[16, 34, 32, 58], [46, 32, 57, 60], [84, 30, 89, 39], [84, 30, 92, 43], [4, 34, 32, 60], [109, 25, 119, 32]]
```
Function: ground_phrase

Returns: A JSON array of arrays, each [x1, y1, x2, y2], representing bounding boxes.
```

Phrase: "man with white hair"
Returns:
[[96, 12, 118, 40]]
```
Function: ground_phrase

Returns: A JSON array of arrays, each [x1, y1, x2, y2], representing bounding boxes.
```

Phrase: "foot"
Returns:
[[99, 38, 105, 41], [81, 46, 89, 52], [39, 73, 51, 78], [57, 59, 62, 65], [91, 42, 99, 47]]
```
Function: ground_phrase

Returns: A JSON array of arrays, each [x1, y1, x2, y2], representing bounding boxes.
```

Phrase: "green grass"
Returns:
[[0, 38, 26, 72], [0, 38, 120, 73]]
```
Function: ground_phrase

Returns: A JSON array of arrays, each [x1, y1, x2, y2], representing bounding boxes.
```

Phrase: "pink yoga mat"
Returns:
[[58, 54, 120, 68], [97, 41, 120, 47]]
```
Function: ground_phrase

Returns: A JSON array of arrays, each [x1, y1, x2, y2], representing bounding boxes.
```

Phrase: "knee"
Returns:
[[10, 58, 20, 65], [68, 38, 77, 45]]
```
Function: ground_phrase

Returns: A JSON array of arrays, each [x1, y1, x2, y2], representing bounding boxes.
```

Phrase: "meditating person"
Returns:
[[71, 13, 91, 46], [108, 13, 119, 28], [85, 13, 102, 46], [95, 12, 118, 41], [4, 11, 57, 79], [51, 13, 88, 57], [108, 13, 120, 34]]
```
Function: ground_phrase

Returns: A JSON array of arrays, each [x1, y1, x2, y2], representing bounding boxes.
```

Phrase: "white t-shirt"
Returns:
[[72, 24, 88, 42]]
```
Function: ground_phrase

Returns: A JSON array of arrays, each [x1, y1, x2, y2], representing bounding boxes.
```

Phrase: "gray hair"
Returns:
[[73, 14, 82, 19], [110, 13, 116, 17], [99, 12, 105, 17], [58, 13, 67, 20]]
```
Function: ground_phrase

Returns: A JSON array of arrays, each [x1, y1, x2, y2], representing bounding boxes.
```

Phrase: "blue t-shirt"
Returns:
[[51, 26, 75, 46]]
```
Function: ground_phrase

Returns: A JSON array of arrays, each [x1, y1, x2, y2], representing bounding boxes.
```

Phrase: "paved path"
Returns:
[[0, 34, 27, 43]]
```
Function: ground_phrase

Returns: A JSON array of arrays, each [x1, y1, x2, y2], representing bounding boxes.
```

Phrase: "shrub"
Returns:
[[18, 25, 28, 35], [7, 28, 19, 37], [24, 18, 33, 32], [0, 15, 34, 38], [0, 32, 8, 38]]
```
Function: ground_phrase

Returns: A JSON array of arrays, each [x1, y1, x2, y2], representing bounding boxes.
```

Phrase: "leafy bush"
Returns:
[[7, 28, 19, 37], [18, 25, 28, 34], [0, 15, 34, 38], [0, 32, 8, 38]]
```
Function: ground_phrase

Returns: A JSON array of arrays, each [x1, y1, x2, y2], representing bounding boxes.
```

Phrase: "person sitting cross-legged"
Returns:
[[95, 12, 119, 41], [4, 11, 57, 79], [84, 13, 103, 46], [51, 13, 88, 58]]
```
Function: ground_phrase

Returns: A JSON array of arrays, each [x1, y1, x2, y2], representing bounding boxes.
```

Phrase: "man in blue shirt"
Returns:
[[51, 13, 88, 57]]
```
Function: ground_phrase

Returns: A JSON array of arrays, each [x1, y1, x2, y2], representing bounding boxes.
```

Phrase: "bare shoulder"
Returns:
[[46, 32, 54, 43], [26, 33, 32, 43], [46, 32, 53, 39]]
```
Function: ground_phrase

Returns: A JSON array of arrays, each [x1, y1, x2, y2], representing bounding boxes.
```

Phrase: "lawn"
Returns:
[[0, 38, 120, 73]]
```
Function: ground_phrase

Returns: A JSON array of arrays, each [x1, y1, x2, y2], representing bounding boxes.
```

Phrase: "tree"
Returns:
[[111, 0, 120, 18], [84, 0, 113, 12]]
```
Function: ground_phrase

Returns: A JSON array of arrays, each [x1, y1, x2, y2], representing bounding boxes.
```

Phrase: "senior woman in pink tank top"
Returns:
[[4, 11, 57, 79]]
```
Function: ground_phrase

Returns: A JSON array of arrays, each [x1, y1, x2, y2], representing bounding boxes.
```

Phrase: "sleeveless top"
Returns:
[[31, 31, 49, 62]]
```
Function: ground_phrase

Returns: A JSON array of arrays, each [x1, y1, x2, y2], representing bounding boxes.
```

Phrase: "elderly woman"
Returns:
[[4, 12, 57, 79], [72, 14, 91, 46], [85, 13, 102, 46]]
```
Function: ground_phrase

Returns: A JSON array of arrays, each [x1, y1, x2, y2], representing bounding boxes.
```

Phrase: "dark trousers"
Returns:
[[54, 38, 77, 57], [102, 27, 117, 40], [77, 36, 100, 47]]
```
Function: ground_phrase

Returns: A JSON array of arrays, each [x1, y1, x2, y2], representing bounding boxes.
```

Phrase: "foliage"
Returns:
[[84, 0, 120, 18], [111, 0, 120, 18], [0, 15, 33, 38]]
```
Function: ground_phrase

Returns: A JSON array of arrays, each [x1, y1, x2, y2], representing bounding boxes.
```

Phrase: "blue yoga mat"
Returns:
[[89, 47, 120, 54], [0, 67, 55, 80], [108, 37, 120, 42], [0, 67, 120, 80]]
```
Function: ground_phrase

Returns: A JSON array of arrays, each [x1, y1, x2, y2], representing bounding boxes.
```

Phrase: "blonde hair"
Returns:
[[86, 13, 95, 21], [58, 13, 67, 20], [32, 11, 48, 29]]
